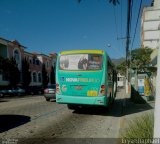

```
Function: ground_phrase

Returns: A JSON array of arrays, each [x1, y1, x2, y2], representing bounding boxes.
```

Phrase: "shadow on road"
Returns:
[[0, 115, 31, 133], [0, 100, 8, 103], [72, 97, 153, 117], [72, 99, 122, 117], [121, 98, 154, 116]]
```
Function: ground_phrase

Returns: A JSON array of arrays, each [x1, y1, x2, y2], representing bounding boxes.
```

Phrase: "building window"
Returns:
[[33, 58, 36, 65], [29, 58, 32, 64], [14, 49, 20, 65], [33, 72, 37, 82], [38, 72, 41, 83], [46, 61, 50, 68], [36, 59, 40, 65]]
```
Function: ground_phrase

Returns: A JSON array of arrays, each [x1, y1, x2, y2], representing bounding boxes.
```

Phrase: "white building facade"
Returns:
[[141, 0, 160, 49]]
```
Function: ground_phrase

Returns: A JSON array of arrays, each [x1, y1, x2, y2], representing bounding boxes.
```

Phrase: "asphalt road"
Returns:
[[0, 89, 125, 143]]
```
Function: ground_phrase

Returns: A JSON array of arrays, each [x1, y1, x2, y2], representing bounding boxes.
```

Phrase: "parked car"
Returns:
[[15, 87, 26, 96], [0, 87, 10, 97], [8, 87, 25, 96], [0, 89, 7, 97], [44, 84, 56, 101], [25, 86, 44, 95]]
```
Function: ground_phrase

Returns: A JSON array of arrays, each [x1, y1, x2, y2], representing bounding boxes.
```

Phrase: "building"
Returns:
[[141, 0, 160, 49], [0, 37, 57, 87], [141, 0, 160, 88]]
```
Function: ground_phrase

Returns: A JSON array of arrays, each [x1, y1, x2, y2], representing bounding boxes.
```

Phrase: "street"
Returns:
[[0, 88, 153, 144]]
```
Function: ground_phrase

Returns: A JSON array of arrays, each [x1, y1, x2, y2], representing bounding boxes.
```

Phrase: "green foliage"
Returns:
[[42, 64, 49, 88], [8, 58, 20, 87], [0, 57, 20, 86], [0, 57, 10, 80], [22, 58, 31, 88], [0, 56, 3, 69], [117, 47, 153, 75], [116, 60, 126, 76], [121, 112, 154, 140], [131, 48, 153, 72]]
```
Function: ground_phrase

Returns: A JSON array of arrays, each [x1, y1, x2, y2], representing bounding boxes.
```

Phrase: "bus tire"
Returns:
[[46, 98, 50, 101], [112, 97, 115, 104], [105, 94, 111, 111], [108, 94, 112, 105]]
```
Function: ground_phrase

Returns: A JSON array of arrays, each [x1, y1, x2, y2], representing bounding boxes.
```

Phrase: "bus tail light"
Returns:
[[100, 84, 105, 95], [56, 83, 60, 94]]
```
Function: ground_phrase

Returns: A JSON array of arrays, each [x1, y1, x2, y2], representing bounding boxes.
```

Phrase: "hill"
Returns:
[[111, 57, 125, 66]]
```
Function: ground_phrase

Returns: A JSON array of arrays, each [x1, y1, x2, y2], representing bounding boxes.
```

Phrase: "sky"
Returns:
[[0, 0, 152, 59]]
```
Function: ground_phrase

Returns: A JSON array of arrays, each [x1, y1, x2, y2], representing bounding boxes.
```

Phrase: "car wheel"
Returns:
[[46, 98, 50, 101], [38, 91, 42, 95], [0, 93, 4, 97]]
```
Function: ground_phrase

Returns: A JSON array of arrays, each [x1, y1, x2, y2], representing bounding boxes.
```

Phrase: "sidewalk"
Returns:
[[119, 89, 155, 137]]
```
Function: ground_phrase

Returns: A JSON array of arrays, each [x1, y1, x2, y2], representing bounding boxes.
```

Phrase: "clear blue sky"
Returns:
[[0, 0, 152, 59]]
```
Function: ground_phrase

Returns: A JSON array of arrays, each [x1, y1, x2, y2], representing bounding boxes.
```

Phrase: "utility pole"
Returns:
[[125, 0, 131, 95]]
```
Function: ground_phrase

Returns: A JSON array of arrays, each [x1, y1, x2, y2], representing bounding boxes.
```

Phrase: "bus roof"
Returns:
[[60, 50, 104, 55]]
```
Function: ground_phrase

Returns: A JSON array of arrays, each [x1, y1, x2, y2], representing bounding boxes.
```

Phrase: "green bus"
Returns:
[[56, 50, 117, 110]]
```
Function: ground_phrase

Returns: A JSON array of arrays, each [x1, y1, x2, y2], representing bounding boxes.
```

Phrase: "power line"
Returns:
[[131, 0, 142, 50]]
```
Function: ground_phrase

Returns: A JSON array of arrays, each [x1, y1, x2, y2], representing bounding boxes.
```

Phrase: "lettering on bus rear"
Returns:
[[61, 77, 100, 83]]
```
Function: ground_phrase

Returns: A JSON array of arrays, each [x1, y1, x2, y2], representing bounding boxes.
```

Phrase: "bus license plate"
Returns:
[[87, 90, 98, 96], [75, 86, 83, 90]]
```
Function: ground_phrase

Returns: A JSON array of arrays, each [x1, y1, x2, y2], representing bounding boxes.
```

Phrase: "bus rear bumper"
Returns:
[[56, 95, 108, 106]]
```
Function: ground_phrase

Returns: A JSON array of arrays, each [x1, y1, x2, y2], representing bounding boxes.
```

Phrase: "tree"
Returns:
[[117, 47, 153, 75], [42, 64, 49, 88], [0, 57, 10, 81], [131, 47, 153, 72], [117, 60, 126, 76], [22, 58, 31, 88], [0, 56, 3, 70], [8, 58, 20, 87], [50, 66, 56, 84]]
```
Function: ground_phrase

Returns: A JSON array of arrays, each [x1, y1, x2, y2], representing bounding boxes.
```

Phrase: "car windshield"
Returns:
[[59, 54, 102, 71]]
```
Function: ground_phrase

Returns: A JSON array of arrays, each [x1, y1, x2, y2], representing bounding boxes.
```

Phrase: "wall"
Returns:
[[141, 6, 160, 49]]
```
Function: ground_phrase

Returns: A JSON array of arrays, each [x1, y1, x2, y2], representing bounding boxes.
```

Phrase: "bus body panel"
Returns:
[[57, 71, 103, 96], [56, 50, 116, 107], [56, 95, 108, 106]]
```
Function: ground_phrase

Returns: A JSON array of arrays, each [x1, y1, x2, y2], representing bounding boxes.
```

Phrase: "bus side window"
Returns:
[[107, 61, 112, 81]]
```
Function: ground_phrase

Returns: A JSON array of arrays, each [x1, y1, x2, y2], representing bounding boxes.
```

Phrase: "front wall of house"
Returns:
[[0, 38, 57, 87]]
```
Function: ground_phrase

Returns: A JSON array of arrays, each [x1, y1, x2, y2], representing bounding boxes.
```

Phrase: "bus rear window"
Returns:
[[59, 54, 102, 71]]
